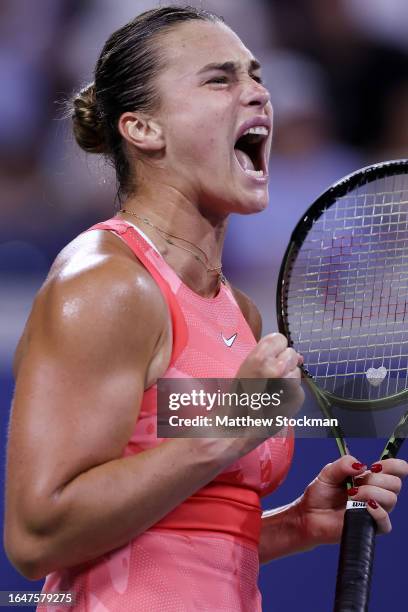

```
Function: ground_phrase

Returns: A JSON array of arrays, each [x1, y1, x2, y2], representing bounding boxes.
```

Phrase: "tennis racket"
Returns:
[[276, 159, 408, 612]]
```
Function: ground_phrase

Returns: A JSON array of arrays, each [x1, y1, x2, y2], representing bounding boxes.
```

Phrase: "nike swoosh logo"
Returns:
[[222, 333, 238, 347]]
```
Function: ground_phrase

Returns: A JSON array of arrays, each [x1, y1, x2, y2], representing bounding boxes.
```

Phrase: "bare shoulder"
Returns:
[[46, 226, 158, 292], [14, 229, 170, 381], [229, 284, 262, 341]]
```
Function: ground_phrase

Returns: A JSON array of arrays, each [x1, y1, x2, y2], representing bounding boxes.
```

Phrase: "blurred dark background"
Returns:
[[1, 1, 407, 610]]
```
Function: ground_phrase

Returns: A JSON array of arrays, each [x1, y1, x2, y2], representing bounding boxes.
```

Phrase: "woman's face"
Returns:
[[154, 20, 273, 216]]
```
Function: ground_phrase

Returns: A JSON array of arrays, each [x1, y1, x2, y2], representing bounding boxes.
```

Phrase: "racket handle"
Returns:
[[333, 505, 377, 612]]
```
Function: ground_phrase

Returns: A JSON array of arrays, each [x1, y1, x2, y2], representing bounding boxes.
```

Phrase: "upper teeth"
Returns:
[[242, 126, 268, 136]]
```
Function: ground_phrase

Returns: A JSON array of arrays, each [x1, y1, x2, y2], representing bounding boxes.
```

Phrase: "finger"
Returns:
[[259, 333, 288, 358], [370, 458, 408, 479], [256, 349, 300, 378], [267, 347, 299, 376], [349, 486, 397, 513], [365, 499, 392, 535], [253, 358, 286, 379], [283, 366, 302, 380], [318, 455, 367, 486], [354, 472, 402, 495]]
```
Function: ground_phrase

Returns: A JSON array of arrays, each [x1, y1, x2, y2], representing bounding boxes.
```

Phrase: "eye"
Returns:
[[252, 75, 264, 85], [206, 76, 229, 85]]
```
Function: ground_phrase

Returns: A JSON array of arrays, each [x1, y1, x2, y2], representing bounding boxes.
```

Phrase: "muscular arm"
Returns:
[[4, 234, 242, 580]]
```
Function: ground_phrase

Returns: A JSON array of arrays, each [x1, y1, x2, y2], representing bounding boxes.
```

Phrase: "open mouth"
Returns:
[[234, 126, 268, 178]]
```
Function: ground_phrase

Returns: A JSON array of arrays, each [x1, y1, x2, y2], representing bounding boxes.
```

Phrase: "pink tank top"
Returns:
[[39, 218, 294, 612], [95, 219, 293, 537]]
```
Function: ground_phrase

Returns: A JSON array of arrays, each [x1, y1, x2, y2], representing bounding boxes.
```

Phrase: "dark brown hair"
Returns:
[[71, 5, 222, 200]]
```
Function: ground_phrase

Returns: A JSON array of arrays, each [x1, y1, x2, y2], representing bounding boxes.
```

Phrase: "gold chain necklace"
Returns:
[[119, 209, 226, 284]]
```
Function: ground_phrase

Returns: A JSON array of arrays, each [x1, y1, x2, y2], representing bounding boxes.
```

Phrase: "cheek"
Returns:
[[171, 123, 224, 164], [165, 99, 231, 163]]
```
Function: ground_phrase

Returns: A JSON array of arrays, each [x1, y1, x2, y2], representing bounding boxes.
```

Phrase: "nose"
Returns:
[[240, 79, 270, 109]]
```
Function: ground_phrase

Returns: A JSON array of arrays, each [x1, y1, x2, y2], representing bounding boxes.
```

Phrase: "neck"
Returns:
[[117, 182, 228, 298]]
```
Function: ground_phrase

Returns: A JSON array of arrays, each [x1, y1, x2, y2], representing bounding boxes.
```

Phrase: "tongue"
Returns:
[[234, 148, 255, 172]]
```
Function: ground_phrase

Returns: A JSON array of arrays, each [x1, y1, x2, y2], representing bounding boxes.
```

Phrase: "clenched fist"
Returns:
[[236, 333, 303, 379]]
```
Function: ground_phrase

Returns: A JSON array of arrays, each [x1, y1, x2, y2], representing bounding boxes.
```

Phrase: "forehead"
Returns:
[[158, 20, 256, 77]]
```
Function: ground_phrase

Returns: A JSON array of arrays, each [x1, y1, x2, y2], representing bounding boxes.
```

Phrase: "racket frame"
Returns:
[[275, 159, 408, 612]]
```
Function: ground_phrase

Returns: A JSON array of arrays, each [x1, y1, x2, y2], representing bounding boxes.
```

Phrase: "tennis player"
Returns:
[[4, 7, 408, 611]]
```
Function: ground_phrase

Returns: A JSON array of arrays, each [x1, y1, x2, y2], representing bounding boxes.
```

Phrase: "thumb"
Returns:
[[318, 455, 367, 485]]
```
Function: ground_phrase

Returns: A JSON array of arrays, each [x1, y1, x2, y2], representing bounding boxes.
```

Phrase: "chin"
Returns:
[[202, 183, 269, 217], [232, 189, 269, 215]]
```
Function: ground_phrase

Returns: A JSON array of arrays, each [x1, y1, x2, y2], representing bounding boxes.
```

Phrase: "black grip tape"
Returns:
[[333, 508, 377, 612]]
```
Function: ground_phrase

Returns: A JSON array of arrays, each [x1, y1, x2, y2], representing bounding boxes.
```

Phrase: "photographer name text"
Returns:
[[167, 415, 338, 428]]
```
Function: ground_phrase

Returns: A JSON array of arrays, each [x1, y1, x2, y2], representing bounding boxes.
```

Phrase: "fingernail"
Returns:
[[368, 499, 378, 509], [352, 462, 367, 471], [370, 463, 383, 473], [348, 487, 359, 496]]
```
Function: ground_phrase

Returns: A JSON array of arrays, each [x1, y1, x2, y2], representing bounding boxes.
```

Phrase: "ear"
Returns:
[[118, 112, 165, 152]]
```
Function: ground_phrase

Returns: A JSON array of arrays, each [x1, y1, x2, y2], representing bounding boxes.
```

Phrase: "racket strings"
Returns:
[[285, 170, 408, 401]]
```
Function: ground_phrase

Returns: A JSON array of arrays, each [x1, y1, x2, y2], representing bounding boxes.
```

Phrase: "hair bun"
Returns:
[[72, 83, 107, 154]]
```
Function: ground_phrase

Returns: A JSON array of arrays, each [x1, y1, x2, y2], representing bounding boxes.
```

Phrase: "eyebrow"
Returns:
[[197, 59, 261, 76]]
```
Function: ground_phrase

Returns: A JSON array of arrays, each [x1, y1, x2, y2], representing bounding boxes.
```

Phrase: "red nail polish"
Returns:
[[348, 487, 359, 496], [370, 463, 383, 473], [352, 462, 366, 470], [368, 499, 378, 509]]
